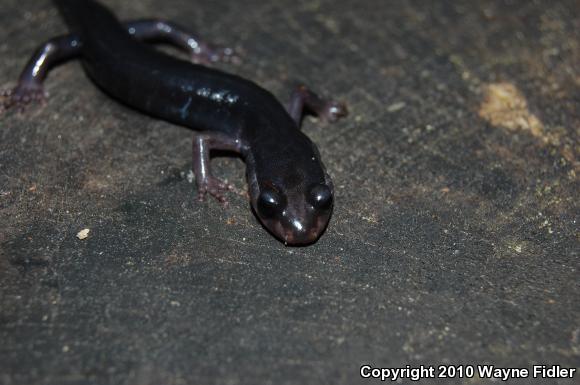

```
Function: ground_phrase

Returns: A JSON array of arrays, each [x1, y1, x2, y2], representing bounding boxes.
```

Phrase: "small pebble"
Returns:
[[76, 228, 90, 240], [387, 101, 406, 112]]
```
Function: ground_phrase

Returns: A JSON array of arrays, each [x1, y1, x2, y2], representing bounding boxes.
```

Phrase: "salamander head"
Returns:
[[245, 124, 334, 245], [251, 178, 333, 245]]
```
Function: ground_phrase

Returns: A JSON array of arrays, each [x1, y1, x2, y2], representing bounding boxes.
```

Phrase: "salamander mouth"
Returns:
[[263, 216, 330, 246], [282, 231, 320, 246]]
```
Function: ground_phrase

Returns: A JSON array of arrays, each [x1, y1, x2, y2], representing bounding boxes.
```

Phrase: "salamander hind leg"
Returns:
[[287, 85, 348, 127], [1, 35, 81, 114], [191, 132, 244, 205], [126, 19, 239, 65]]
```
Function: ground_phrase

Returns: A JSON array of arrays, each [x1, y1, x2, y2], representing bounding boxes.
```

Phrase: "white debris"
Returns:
[[76, 228, 90, 240]]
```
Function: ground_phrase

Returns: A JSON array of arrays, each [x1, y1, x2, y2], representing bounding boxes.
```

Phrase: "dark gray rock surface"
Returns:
[[1, 0, 578, 384]]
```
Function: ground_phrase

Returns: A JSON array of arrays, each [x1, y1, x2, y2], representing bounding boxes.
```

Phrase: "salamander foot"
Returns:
[[287, 85, 348, 126], [0, 85, 47, 114], [197, 176, 234, 205], [321, 100, 348, 123]]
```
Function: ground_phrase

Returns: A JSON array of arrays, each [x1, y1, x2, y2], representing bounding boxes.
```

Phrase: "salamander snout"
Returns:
[[253, 183, 333, 246]]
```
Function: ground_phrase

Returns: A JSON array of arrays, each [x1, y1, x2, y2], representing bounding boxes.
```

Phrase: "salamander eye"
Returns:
[[308, 184, 333, 210], [257, 188, 286, 218]]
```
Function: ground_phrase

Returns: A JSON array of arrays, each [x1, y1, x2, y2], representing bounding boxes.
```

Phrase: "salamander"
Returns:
[[1, 0, 348, 245]]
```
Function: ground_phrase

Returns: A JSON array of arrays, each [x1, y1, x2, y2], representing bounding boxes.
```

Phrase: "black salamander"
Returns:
[[1, 0, 348, 245]]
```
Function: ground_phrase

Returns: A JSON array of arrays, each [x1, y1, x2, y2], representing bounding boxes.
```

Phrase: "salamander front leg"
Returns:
[[126, 19, 238, 65], [192, 132, 244, 204], [1, 35, 82, 114], [287, 85, 348, 127]]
